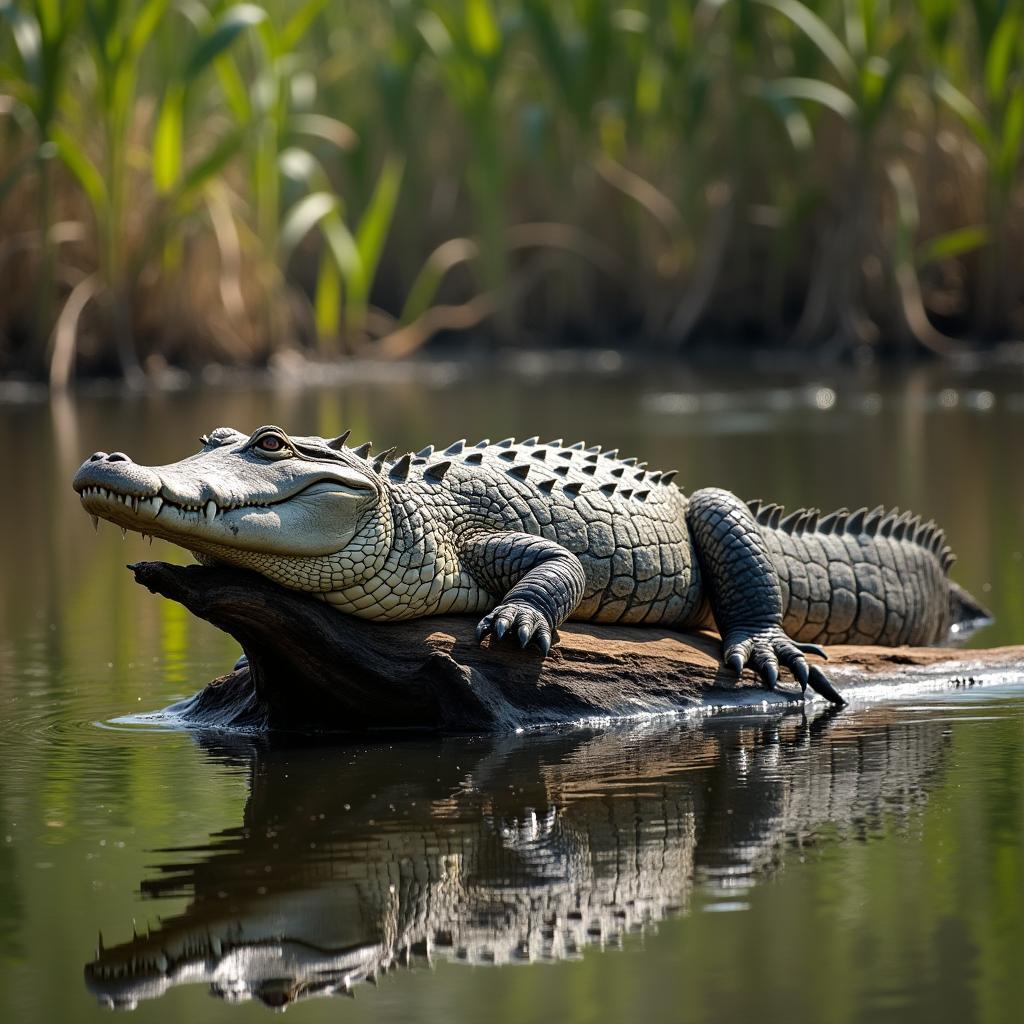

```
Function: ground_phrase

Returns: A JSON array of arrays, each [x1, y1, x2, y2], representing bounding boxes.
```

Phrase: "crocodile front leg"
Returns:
[[464, 533, 587, 654], [686, 488, 845, 704]]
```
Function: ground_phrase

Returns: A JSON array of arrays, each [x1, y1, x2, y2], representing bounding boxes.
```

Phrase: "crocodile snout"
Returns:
[[73, 452, 161, 497]]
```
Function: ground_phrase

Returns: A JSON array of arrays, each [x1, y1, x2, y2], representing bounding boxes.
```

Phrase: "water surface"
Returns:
[[1, 361, 1023, 1022]]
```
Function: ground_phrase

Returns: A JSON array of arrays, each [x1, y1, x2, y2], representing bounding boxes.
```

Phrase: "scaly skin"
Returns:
[[72, 426, 989, 705]]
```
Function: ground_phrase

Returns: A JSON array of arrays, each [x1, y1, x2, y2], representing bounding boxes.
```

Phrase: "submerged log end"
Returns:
[[129, 561, 1024, 735]]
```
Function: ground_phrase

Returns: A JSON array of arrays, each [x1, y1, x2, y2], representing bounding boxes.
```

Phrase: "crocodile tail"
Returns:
[[948, 581, 993, 635]]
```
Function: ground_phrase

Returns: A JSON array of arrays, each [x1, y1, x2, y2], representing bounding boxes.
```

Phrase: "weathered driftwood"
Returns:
[[130, 561, 1024, 734]]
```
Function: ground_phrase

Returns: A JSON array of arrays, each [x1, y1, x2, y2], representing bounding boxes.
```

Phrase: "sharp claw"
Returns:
[[536, 632, 551, 656], [760, 661, 779, 690], [727, 652, 745, 676], [807, 665, 847, 706], [475, 621, 488, 642], [494, 619, 508, 640], [797, 642, 828, 660], [517, 623, 531, 648], [792, 657, 810, 692]]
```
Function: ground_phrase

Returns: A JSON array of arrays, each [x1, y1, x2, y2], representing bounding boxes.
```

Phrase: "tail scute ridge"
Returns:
[[751, 498, 959, 576]]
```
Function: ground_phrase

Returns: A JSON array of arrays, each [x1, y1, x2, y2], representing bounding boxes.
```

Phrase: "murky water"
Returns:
[[1, 360, 1023, 1022]]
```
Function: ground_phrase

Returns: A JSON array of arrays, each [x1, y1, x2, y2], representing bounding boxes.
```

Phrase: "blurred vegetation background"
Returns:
[[0, 0, 1022, 386]]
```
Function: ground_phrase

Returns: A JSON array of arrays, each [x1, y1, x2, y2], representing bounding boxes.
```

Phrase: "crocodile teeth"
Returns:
[[205, 500, 217, 523], [152, 496, 163, 517]]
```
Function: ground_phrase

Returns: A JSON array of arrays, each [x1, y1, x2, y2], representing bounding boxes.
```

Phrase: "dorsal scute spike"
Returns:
[[846, 507, 868, 535], [496, 438, 514, 448], [555, 464, 570, 476], [372, 446, 397, 473], [424, 460, 452, 482], [610, 466, 625, 478], [558, 450, 574, 459], [941, 546, 956, 571], [756, 502, 777, 526], [586, 445, 601, 453], [474, 439, 489, 449], [621, 457, 637, 467], [863, 505, 886, 534], [538, 478, 556, 494], [569, 441, 586, 450], [747, 498, 763, 517], [530, 449, 547, 460], [892, 518, 907, 540], [602, 449, 619, 460], [878, 512, 896, 537], [445, 439, 466, 455], [584, 453, 599, 463], [780, 509, 803, 534], [522, 436, 539, 447], [389, 453, 413, 480], [599, 482, 617, 496], [768, 505, 783, 529], [582, 464, 596, 476], [352, 441, 373, 459], [327, 429, 351, 450], [563, 481, 583, 498], [817, 508, 847, 534], [802, 510, 819, 534], [464, 451, 483, 464], [498, 450, 517, 462], [636, 489, 650, 501], [661, 470, 678, 485], [634, 470, 646, 481], [508, 464, 530, 480], [649, 471, 663, 484], [416, 444, 434, 458], [546, 438, 563, 447], [619, 488, 633, 499]]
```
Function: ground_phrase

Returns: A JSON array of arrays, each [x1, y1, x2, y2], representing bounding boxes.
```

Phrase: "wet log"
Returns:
[[129, 561, 1024, 735]]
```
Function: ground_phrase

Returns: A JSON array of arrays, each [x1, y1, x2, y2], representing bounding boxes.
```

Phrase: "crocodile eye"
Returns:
[[256, 435, 284, 453]]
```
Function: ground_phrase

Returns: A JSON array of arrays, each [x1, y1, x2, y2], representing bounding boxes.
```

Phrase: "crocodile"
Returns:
[[72, 425, 990, 705]]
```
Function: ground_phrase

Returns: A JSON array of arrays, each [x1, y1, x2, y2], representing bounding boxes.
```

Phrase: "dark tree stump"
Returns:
[[129, 561, 1024, 735]]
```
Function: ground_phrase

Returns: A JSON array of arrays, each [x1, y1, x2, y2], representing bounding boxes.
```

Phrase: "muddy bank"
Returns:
[[129, 561, 1024, 734]]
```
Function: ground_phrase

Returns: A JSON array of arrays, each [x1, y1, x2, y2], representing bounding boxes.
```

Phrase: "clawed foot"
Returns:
[[724, 627, 845, 705], [476, 602, 553, 655]]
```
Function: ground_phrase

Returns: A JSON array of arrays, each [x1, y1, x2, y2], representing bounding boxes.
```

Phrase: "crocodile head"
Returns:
[[72, 425, 389, 591]]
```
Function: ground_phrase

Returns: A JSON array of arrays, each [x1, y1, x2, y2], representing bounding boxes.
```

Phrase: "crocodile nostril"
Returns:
[[107, 452, 130, 462], [89, 452, 107, 462]]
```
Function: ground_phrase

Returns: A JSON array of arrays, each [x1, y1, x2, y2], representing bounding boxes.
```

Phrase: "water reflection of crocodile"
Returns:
[[84, 709, 950, 1010]]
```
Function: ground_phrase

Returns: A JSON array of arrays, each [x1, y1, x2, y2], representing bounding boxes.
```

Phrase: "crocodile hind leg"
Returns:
[[686, 488, 844, 704], [466, 532, 587, 654]]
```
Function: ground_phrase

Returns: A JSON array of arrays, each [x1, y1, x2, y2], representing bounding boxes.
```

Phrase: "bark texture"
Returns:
[[129, 561, 1023, 734]]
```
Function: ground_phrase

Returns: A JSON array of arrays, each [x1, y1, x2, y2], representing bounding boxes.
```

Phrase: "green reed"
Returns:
[[0, 0, 1021, 382]]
